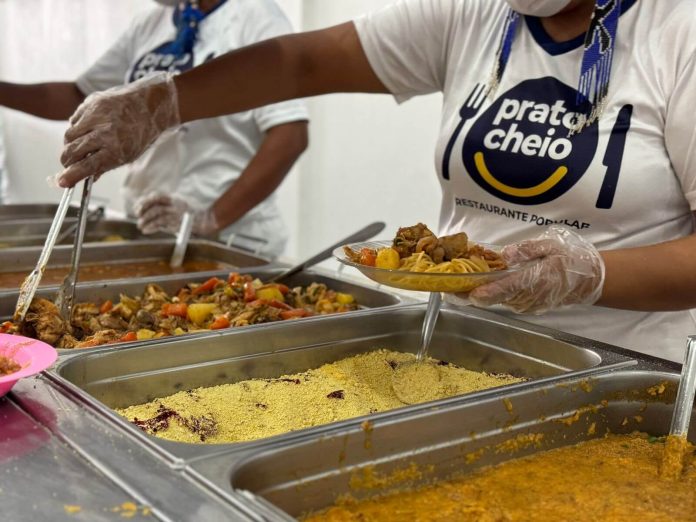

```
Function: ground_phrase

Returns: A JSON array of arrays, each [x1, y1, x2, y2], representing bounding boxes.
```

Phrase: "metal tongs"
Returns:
[[13, 178, 93, 323], [55, 177, 94, 319]]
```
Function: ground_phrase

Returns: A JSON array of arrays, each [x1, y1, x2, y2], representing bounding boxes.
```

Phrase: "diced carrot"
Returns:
[[243, 281, 256, 302], [359, 248, 377, 267], [279, 308, 312, 320], [99, 300, 113, 314], [119, 331, 137, 343], [276, 284, 290, 295], [210, 315, 231, 330], [227, 272, 242, 284], [161, 303, 188, 318], [192, 277, 221, 295]]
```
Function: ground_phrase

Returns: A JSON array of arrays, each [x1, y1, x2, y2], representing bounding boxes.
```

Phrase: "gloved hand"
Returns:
[[57, 72, 180, 188], [134, 193, 219, 236], [468, 225, 605, 314]]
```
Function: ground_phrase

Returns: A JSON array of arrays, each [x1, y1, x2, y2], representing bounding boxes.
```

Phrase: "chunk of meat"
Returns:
[[21, 298, 69, 345], [393, 223, 435, 258], [438, 232, 469, 261]]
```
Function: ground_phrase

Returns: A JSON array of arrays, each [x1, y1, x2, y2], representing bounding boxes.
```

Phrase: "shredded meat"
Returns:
[[20, 298, 70, 345]]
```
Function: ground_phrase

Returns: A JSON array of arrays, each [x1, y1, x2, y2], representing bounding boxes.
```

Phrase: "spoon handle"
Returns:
[[416, 292, 442, 362], [670, 336, 696, 437]]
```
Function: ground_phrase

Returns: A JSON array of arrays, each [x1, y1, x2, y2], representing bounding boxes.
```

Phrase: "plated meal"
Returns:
[[117, 349, 522, 444], [305, 433, 696, 521], [1, 273, 358, 349], [338, 223, 513, 292]]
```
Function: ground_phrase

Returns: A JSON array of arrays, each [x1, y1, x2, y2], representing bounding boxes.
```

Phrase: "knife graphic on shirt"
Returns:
[[596, 104, 633, 209]]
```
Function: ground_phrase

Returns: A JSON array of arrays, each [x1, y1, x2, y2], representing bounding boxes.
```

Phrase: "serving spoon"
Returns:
[[660, 335, 696, 479], [269, 221, 386, 283], [392, 291, 443, 404]]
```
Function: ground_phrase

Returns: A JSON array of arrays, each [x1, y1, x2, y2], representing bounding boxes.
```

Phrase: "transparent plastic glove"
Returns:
[[135, 193, 219, 236], [57, 72, 180, 188], [468, 225, 605, 314]]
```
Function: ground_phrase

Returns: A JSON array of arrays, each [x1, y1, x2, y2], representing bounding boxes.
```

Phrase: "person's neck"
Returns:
[[540, 0, 596, 42], [198, 0, 220, 14]]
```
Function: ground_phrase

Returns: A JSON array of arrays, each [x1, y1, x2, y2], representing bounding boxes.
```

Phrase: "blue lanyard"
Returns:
[[167, 0, 227, 56]]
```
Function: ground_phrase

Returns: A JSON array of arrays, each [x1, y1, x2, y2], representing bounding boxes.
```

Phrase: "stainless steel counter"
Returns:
[[0, 292, 688, 521]]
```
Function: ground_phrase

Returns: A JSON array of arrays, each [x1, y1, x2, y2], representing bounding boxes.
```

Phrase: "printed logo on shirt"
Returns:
[[460, 77, 599, 205], [129, 42, 194, 83]]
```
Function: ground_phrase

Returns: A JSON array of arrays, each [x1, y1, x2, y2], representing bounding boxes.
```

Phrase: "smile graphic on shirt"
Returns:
[[461, 77, 599, 205]]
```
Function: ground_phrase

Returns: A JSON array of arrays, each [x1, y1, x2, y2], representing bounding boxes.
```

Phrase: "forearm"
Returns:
[[211, 121, 309, 229], [0, 82, 84, 120], [175, 22, 387, 124], [598, 233, 696, 311]]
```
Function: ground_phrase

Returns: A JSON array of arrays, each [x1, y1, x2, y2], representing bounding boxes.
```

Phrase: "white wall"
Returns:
[[0, 0, 149, 212], [0, 1, 442, 259]]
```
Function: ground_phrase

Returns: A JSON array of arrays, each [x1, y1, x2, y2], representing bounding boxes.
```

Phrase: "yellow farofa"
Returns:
[[116, 349, 523, 444]]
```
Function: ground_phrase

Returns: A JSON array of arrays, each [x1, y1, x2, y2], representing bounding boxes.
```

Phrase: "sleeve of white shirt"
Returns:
[[74, 9, 161, 95], [75, 28, 134, 95], [244, 0, 308, 132], [666, 51, 696, 211], [353, 0, 459, 103]]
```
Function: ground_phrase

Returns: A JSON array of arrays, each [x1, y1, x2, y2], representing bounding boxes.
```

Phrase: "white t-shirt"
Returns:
[[77, 0, 308, 257], [355, 0, 696, 362]]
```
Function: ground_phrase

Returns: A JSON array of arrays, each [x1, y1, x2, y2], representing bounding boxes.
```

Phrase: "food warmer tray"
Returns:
[[46, 304, 635, 465], [0, 203, 81, 222], [0, 268, 410, 355], [0, 239, 270, 290], [0, 219, 166, 248], [189, 366, 687, 520]]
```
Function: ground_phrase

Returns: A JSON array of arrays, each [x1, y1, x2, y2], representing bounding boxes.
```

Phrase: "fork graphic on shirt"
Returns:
[[441, 83, 488, 180]]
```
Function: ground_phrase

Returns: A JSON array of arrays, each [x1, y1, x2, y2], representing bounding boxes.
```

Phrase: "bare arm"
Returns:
[[211, 120, 309, 229], [175, 22, 387, 123], [598, 222, 696, 311], [0, 82, 84, 120]]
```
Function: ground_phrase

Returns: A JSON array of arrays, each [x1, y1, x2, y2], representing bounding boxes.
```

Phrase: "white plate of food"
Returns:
[[335, 223, 522, 293]]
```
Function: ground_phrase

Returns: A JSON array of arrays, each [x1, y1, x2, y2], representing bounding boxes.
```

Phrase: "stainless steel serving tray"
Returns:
[[0, 202, 81, 221], [1, 269, 406, 354], [0, 239, 270, 290], [0, 219, 165, 247], [189, 367, 687, 520], [47, 305, 634, 466]]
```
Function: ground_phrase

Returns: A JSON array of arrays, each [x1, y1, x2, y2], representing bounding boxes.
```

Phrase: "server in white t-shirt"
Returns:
[[58, 0, 696, 361], [0, 0, 308, 257]]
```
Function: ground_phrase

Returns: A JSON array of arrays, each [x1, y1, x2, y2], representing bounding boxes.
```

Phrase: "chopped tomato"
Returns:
[[247, 299, 268, 307], [119, 331, 137, 343], [280, 308, 312, 320], [192, 277, 221, 295], [161, 303, 188, 318], [99, 300, 113, 314], [0, 321, 14, 333], [269, 299, 292, 310], [210, 315, 231, 330], [359, 248, 377, 267], [243, 281, 256, 302]]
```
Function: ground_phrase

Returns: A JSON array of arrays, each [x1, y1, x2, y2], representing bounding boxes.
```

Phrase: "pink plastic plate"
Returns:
[[0, 333, 57, 397]]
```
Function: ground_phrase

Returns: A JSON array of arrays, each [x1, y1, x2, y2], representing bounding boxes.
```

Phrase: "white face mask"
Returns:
[[153, 0, 180, 7], [504, 0, 573, 16]]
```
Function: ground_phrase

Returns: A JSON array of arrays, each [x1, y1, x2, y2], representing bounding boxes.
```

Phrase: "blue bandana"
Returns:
[[490, 0, 622, 132], [166, 0, 227, 56]]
